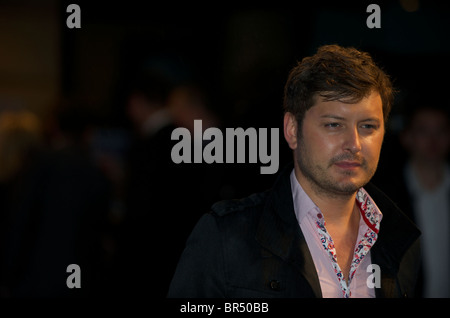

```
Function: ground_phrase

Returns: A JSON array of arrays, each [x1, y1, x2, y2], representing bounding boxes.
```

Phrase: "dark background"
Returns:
[[0, 0, 449, 298]]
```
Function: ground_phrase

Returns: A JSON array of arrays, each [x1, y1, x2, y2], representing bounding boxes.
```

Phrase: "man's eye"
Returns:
[[361, 124, 377, 130], [325, 123, 341, 128]]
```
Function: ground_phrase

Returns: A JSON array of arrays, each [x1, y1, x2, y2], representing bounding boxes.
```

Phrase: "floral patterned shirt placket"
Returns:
[[315, 213, 351, 297], [314, 189, 382, 298]]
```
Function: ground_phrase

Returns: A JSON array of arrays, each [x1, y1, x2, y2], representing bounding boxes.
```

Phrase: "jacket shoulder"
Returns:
[[210, 190, 269, 217]]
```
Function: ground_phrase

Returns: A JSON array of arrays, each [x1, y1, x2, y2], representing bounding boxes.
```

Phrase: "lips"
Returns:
[[334, 161, 361, 169]]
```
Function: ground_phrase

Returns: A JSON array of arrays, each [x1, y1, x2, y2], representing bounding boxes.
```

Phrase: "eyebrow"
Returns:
[[360, 117, 381, 123], [320, 115, 345, 120], [320, 115, 381, 123]]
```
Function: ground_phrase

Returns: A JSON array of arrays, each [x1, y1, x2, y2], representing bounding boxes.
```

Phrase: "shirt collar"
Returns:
[[290, 168, 383, 230], [356, 187, 383, 234], [290, 169, 320, 225]]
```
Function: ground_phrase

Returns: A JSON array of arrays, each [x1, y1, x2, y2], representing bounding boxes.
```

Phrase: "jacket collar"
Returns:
[[255, 162, 421, 298], [363, 182, 421, 297], [364, 182, 420, 262]]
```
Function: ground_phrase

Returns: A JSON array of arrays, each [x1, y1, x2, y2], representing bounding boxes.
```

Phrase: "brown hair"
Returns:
[[283, 44, 394, 126]]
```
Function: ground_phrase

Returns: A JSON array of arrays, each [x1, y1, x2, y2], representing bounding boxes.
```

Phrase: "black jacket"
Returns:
[[168, 163, 421, 298]]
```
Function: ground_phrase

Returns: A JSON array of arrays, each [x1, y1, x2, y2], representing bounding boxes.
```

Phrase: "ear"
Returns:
[[284, 112, 298, 150]]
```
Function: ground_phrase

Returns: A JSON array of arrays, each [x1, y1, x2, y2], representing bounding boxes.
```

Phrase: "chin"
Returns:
[[333, 184, 360, 195], [333, 178, 368, 194]]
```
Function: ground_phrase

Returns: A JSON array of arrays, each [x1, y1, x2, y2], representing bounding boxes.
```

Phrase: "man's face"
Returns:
[[293, 91, 385, 197], [402, 109, 450, 164]]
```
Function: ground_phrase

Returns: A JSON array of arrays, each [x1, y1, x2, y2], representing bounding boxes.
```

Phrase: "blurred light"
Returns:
[[399, 0, 420, 12]]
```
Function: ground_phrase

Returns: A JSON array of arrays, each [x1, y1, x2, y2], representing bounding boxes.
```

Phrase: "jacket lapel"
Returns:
[[291, 229, 323, 298], [255, 163, 322, 298], [371, 242, 399, 298], [365, 182, 421, 298]]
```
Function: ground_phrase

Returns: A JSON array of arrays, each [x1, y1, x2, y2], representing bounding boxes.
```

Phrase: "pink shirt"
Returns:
[[290, 169, 382, 298]]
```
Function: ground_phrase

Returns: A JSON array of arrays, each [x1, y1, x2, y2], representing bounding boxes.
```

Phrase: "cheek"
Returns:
[[363, 135, 384, 162], [301, 127, 336, 160]]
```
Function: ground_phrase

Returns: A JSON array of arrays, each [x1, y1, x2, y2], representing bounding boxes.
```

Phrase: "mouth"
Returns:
[[334, 161, 362, 169]]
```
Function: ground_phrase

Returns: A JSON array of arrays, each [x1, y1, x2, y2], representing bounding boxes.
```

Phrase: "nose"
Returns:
[[343, 127, 362, 154]]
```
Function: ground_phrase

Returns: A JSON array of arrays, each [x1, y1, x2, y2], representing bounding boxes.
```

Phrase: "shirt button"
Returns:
[[317, 213, 322, 219]]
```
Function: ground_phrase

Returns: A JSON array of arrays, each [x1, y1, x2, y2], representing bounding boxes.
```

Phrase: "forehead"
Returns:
[[308, 92, 383, 120]]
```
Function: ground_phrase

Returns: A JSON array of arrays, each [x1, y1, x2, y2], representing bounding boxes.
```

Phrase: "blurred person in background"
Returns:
[[0, 110, 43, 296], [378, 91, 450, 297], [116, 64, 220, 297], [0, 105, 111, 297], [401, 101, 449, 297]]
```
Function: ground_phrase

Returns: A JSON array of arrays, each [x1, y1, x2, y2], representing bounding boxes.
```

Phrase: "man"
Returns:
[[380, 102, 449, 297], [117, 69, 180, 296], [168, 45, 421, 298], [401, 105, 449, 298], [117, 67, 219, 297]]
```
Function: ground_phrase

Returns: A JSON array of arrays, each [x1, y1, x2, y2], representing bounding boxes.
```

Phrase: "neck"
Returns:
[[294, 168, 359, 229]]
